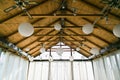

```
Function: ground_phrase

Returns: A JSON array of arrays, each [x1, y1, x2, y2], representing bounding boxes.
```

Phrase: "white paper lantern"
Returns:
[[56, 47, 63, 56], [54, 23, 62, 31], [18, 22, 34, 37], [76, 47, 80, 51], [82, 23, 94, 34], [90, 48, 99, 55], [113, 24, 120, 37], [40, 47, 46, 53]]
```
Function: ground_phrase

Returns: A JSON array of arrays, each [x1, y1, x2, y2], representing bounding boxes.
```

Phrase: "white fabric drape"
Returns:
[[0, 51, 29, 80], [28, 61, 94, 80], [93, 50, 120, 80]]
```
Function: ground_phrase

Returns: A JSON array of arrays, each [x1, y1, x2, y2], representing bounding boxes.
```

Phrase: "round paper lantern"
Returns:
[[18, 22, 34, 37], [54, 23, 62, 31], [90, 48, 99, 55], [76, 47, 80, 51], [82, 24, 94, 34], [113, 24, 120, 38], [56, 47, 63, 56], [40, 47, 46, 53]]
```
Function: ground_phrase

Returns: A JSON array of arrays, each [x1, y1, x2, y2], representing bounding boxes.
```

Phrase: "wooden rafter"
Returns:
[[63, 42, 90, 57], [82, 18, 112, 33], [15, 29, 43, 45], [35, 34, 89, 36], [68, 29, 102, 48], [34, 25, 83, 28], [38, 39, 85, 42], [6, 18, 44, 38], [63, 37, 92, 55], [91, 33, 110, 44], [34, 41, 59, 57], [0, 0, 49, 23], [22, 13, 103, 18], [63, 34, 91, 49], [17, 18, 60, 49], [30, 47, 40, 55], [21, 29, 55, 49], [80, 0, 120, 21], [65, 19, 103, 48]]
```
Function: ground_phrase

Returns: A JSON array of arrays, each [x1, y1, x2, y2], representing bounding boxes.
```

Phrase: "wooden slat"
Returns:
[[80, 0, 120, 21], [65, 19, 103, 48], [38, 39, 86, 42], [22, 13, 103, 18], [33, 41, 59, 57], [64, 42, 90, 57], [0, 0, 49, 23], [17, 18, 60, 48], [34, 25, 83, 28], [35, 34, 89, 36]]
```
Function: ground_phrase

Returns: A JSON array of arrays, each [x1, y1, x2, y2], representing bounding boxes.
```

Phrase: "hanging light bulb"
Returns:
[[54, 23, 62, 31], [90, 48, 100, 55], [82, 23, 94, 34], [40, 47, 46, 53], [49, 56, 53, 62], [69, 56, 74, 61], [25, 48, 30, 52], [28, 55, 34, 61], [18, 22, 34, 37], [76, 47, 80, 51], [56, 47, 63, 56], [113, 24, 120, 38]]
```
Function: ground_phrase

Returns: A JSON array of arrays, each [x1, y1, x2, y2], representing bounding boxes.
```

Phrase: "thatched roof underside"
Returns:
[[0, 0, 120, 58]]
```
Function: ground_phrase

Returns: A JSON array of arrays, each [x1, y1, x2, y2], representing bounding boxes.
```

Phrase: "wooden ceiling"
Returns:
[[0, 0, 119, 58]]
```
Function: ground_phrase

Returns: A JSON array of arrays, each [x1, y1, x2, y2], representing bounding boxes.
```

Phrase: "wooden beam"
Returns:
[[35, 34, 89, 36], [22, 19, 61, 53], [63, 34, 91, 49], [21, 29, 55, 49], [31, 48, 40, 55], [37, 31, 60, 41], [34, 25, 83, 28], [91, 33, 110, 44], [34, 41, 59, 57], [46, 42, 59, 50], [63, 42, 90, 57], [65, 19, 103, 48], [38, 36, 59, 43], [0, 0, 49, 24], [26, 43, 40, 53], [6, 18, 45, 38], [15, 29, 43, 45], [38, 39, 86, 42], [80, 0, 120, 21], [82, 18, 113, 33], [63, 37, 92, 54], [6, 6, 59, 38], [17, 18, 60, 47], [22, 13, 103, 18], [68, 28, 102, 48], [27, 37, 58, 54]]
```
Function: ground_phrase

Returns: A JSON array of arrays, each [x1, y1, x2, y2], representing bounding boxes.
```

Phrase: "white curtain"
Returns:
[[28, 61, 94, 80], [93, 50, 120, 80], [0, 51, 29, 80]]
